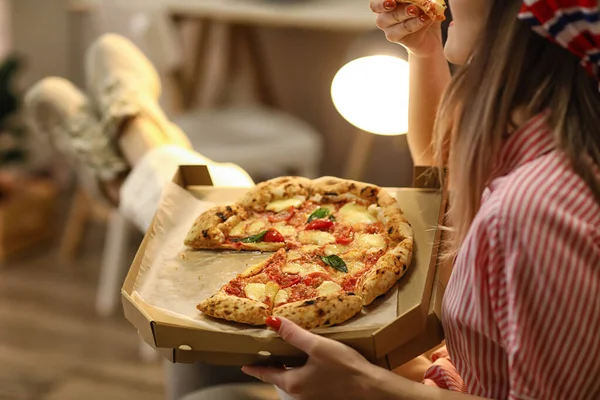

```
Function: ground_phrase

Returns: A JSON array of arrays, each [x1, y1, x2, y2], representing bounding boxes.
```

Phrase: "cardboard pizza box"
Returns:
[[121, 165, 446, 370]]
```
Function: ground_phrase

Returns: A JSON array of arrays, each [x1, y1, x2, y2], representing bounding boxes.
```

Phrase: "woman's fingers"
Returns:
[[376, 5, 424, 29], [378, 17, 427, 42], [370, 0, 397, 13], [268, 317, 321, 355], [241, 365, 288, 387]]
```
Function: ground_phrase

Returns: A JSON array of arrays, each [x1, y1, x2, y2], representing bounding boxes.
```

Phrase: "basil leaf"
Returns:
[[320, 255, 348, 273], [307, 208, 330, 223], [230, 231, 267, 243]]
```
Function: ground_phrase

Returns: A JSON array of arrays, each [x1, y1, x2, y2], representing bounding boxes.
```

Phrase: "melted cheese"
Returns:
[[240, 263, 263, 278], [274, 290, 289, 305], [324, 244, 348, 256], [282, 262, 325, 276], [300, 245, 320, 253], [230, 219, 268, 237], [338, 203, 377, 225], [273, 222, 296, 237], [355, 234, 386, 253], [265, 281, 280, 300], [229, 221, 246, 237], [244, 283, 266, 302], [266, 198, 303, 213], [317, 281, 342, 296], [298, 231, 336, 245], [286, 250, 302, 261], [248, 220, 267, 234], [346, 260, 366, 274]]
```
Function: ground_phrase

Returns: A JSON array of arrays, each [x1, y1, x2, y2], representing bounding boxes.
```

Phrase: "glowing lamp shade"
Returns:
[[331, 55, 410, 136]]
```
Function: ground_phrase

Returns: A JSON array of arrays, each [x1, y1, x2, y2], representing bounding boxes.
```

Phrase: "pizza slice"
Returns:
[[197, 249, 287, 325], [184, 177, 312, 251], [400, 0, 447, 22], [197, 247, 364, 329]]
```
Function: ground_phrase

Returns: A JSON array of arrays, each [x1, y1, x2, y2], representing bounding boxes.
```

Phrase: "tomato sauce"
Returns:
[[364, 250, 385, 267], [287, 283, 318, 303], [303, 272, 331, 288], [225, 279, 245, 297]]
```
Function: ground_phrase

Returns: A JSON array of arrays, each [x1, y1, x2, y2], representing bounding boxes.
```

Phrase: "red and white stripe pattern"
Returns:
[[518, 0, 600, 82], [423, 113, 600, 399]]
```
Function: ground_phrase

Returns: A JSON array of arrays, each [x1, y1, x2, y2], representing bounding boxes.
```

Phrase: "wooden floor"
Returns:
[[0, 222, 165, 400]]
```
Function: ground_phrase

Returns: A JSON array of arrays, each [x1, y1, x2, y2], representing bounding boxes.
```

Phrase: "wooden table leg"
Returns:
[[169, 15, 213, 111], [59, 188, 91, 263], [198, 21, 233, 109], [233, 25, 278, 108]]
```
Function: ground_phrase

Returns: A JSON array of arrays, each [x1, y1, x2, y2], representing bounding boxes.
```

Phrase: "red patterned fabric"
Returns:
[[423, 113, 600, 399], [518, 0, 600, 82]]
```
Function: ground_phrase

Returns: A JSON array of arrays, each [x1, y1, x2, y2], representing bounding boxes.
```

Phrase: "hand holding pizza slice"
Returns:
[[398, 0, 447, 22]]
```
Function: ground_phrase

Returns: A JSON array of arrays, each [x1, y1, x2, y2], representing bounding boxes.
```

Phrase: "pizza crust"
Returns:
[[239, 176, 312, 212], [197, 292, 270, 325], [311, 176, 396, 207], [357, 238, 413, 305], [380, 206, 413, 243], [272, 292, 363, 329], [184, 205, 249, 249]]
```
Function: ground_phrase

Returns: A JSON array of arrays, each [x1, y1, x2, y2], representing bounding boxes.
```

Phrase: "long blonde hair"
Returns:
[[434, 0, 600, 257]]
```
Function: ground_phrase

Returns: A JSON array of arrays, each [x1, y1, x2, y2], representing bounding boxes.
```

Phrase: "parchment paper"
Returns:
[[132, 181, 400, 337]]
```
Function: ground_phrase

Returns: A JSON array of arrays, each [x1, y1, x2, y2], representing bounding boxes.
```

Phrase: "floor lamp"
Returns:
[[332, 35, 411, 182]]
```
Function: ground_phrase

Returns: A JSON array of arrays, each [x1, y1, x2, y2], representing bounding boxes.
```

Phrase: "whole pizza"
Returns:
[[185, 176, 413, 330]]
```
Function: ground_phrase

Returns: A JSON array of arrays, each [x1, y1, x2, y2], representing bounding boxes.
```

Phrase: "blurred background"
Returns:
[[0, 0, 421, 399]]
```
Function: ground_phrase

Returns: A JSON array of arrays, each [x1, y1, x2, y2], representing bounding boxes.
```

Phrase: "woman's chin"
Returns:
[[443, 44, 469, 66]]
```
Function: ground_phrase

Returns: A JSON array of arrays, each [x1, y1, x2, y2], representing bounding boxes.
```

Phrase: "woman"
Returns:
[[242, 0, 600, 399]]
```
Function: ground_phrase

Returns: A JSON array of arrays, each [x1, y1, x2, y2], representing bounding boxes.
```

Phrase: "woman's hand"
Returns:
[[242, 317, 383, 400], [370, 0, 443, 58]]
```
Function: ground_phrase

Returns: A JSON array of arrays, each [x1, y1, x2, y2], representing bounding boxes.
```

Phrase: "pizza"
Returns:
[[185, 176, 413, 330], [401, 0, 447, 22]]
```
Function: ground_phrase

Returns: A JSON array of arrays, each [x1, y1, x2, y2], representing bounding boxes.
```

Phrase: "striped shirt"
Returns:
[[423, 113, 600, 399]]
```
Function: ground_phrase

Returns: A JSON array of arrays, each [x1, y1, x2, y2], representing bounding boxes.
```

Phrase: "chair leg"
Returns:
[[59, 188, 91, 263], [95, 210, 131, 317]]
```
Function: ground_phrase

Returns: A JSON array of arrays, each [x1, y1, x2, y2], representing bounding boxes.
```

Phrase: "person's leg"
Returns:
[[23, 76, 128, 206], [166, 362, 261, 400]]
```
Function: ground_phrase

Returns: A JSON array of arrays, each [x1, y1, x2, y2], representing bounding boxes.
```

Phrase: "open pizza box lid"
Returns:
[[122, 165, 446, 370]]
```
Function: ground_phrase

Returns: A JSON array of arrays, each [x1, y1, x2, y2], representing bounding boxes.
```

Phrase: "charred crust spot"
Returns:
[[360, 186, 377, 196], [324, 319, 331, 325], [317, 308, 325, 317], [402, 264, 407, 271], [349, 183, 356, 190], [348, 292, 356, 296], [216, 212, 227, 222], [224, 310, 232, 316], [302, 300, 316, 306], [202, 230, 209, 238], [388, 227, 394, 234], [324, 191, 338, 196], [226, 206, 232, 212]]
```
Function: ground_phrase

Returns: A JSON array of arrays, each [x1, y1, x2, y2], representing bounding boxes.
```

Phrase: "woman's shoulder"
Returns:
[[480, 149, 600, 261], [489, 150, 599, 227]]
